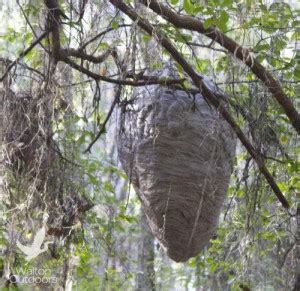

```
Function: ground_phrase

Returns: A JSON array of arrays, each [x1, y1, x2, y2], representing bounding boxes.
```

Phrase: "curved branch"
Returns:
[[61, 47, 112, 64], [109, 0, 290, 209], [42, 1, 184, 87], [139, 0, 300, 135]]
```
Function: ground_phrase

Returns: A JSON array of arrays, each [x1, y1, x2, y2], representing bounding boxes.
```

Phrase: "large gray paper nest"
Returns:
[[118, 72, 236, 262]]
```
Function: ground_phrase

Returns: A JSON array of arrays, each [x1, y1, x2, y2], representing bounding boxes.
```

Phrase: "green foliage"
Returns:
[[183, 0, 194, 15], [1, 0, 300, 290]]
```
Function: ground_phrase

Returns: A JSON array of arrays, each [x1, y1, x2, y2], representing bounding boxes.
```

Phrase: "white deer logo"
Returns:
[[16, 214, 53, 261]]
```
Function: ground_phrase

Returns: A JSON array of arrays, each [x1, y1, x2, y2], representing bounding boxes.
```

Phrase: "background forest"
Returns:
[[0, 0, 300, 290]]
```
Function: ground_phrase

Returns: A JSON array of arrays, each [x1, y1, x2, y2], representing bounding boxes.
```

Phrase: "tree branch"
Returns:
[[44, 0, 62, 63], [79, 24, 131, 51], [61, 47, 113, 64], [60, 56, 185, 86], [109, 0, 290, 209], [187, 42, 227, 53], [43, 1, 184, 87], [0, 31, 49, 82], [139, 0, 300, 135], [84, 86, 122, 153]]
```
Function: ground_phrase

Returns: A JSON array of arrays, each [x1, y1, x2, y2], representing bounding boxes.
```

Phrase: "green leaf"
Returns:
[[203, 18, 215, 29], [24, 32, 33, 45], [219, 11, 229, 31], [104, 181, 114, 193], [111, 21, 119, 29], [254, 42, 270, 52], [236, 189, 245, 198], [118, 214, 137, 224], [294, 68, 300, 80], [99, 42, 109, 50], [220, 0, 233, 7], [170, 0, 179, 4], [175, 32, 192, 43], [196, 59, 211, 72], [183, 0, 194, 15], [23, 49, 35, 62], [88, 174, 99, 186]]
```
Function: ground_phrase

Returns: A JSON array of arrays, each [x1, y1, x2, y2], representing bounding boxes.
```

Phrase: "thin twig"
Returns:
[[0, 31, 49, 82], [84, 86, 122, 153], [0, 57, 45, 79], [17, 0, 48, 52], [187, 42, 227, 53], [79, 24, 131, 51]]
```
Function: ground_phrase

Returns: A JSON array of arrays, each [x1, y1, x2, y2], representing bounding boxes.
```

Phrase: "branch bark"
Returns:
[[43, 0, 185, 87], [61, 56, 185, 86], [61, 47, 113, 64], [293, 206, 300, 291], [139, 0, 300, 135], [44, 0, 62, 62], [109, 0, 290, 209]]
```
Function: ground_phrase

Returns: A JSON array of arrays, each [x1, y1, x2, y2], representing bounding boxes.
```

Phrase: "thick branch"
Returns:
[[139, 0, 300, 135], [110, 0, 290, 209], [43, 1, 184, 87], [61, 47, 112, 64], [61, 56, 185, 86]]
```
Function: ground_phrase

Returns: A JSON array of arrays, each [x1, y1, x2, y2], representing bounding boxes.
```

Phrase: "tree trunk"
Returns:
[[136, 211, 155, 291], [293, 206, 300, 291], [0, 60, 16, 288], [134, 3, 156, 289]]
